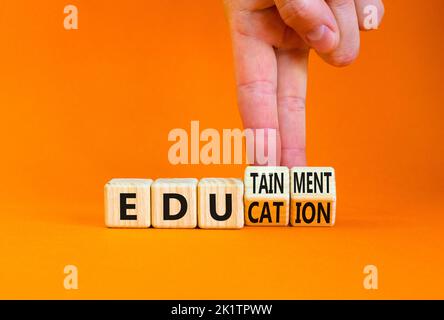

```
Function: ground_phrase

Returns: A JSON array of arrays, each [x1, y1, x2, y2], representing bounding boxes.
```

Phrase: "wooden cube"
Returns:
[[151, 178, 198, 228], [290, 167, 336, 226], [104, 179, 153, 228], [244, 166, 289, 226], [198, 178, 244, 229]]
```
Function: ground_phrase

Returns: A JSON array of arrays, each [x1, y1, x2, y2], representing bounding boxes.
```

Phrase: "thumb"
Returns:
[[275, 0, 339, 53]]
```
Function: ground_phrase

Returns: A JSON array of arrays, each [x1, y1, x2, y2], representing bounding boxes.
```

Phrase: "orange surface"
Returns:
[[0, 0, 443, 299]]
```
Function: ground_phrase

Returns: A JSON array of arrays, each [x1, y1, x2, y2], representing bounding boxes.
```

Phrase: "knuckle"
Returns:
[[278, 95, 306, 113], [237, 80, 277, 115], [282, 147, 306, 154], [327, 0, 353, 10], [237, 79, 276, 96]]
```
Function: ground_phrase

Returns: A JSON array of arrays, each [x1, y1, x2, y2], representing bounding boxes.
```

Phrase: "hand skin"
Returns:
[[224, 0, 384, 167]]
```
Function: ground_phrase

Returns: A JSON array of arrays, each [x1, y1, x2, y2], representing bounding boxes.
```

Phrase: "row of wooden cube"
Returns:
[[104, 166, 336, 229]]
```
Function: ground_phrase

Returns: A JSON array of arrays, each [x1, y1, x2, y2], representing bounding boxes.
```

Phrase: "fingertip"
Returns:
[[281, 148, 307, 168], [322, 46, 360, 67]]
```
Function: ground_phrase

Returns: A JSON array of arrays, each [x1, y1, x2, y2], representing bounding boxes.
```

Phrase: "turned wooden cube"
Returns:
[[244, 166, 289, 226], [104, 179, 153, 228], [151, 178, 198, 228], [198, 178, 244, 229], [290, 167, 336, 226]]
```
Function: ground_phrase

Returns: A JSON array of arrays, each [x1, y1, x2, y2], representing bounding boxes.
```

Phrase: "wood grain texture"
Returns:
[[244, 166, 290, 226], [104, 178, 152, 228], [198, 178, 244, 229], [151, 178, 198, 228], [290, 167, 336, 226]]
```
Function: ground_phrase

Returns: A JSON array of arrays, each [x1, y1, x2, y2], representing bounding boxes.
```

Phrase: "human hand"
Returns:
[[224, 0, 384, 167]]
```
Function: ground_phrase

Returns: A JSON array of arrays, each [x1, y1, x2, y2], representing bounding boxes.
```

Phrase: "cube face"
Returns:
[[244, 166, 290, 226], [291, 200, 336, 226], [198, 178, 244, 229], [151, 178, 198, 228], [104, 179, 152, 228], [290, 167, 336, 226]]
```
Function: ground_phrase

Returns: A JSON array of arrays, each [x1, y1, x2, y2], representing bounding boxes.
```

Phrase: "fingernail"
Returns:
[[306, 25, 336, 53]]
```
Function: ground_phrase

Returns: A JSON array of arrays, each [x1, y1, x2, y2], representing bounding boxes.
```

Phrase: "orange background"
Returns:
[[0, 0, 443, 299]]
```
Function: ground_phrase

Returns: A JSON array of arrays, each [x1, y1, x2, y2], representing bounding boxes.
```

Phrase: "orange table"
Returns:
[[0, 0, 443, 299]]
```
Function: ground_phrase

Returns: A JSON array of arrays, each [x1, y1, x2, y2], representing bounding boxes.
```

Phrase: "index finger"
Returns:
[[277, 47, 309, 167], [230, 29, 281, 165]]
